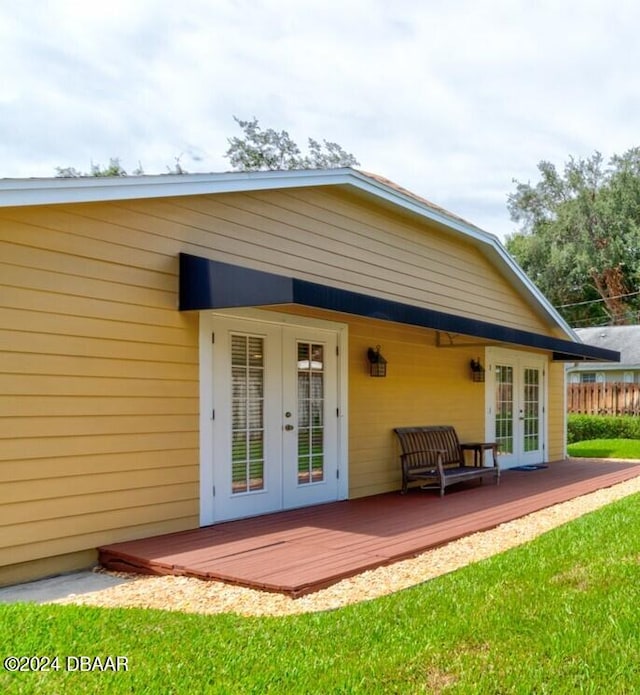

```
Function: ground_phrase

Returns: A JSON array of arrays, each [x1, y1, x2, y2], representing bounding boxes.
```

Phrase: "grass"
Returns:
[[2, 494, 640, 694], [568, 438, 640, 459]]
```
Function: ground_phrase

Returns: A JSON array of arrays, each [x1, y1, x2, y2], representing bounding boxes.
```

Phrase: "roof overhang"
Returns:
[[179, 253, 619, 363]]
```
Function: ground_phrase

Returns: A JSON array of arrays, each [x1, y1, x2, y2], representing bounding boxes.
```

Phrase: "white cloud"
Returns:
[[3, 0, 640, 237]]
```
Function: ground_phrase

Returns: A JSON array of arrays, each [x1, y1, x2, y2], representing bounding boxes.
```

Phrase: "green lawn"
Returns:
[[568, 438, 640, 459], [2, 494, 640, 693]]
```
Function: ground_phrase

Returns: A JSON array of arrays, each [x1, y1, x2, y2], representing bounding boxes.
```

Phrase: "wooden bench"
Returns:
[[393, 425, 500, 496]]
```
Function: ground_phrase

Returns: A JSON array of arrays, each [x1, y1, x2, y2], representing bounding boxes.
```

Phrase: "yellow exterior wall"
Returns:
[[347, 318, 487, 498], [0, 205, 201, 585], [0, 184, 567, 584], [9, 186, 552, 332], [277, 187, 551, 332], [547, 361, 567, 461]]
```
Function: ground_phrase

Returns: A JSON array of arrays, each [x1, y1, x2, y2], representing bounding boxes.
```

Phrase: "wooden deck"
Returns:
[[99, 458, 640, 597]]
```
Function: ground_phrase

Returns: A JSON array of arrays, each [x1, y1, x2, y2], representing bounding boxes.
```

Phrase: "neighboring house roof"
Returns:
[[0, 167, 617, 361], [570, 326, 640, 370]]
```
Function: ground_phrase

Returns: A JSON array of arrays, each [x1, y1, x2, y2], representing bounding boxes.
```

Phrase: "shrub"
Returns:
[[567, 414, 640, 444]]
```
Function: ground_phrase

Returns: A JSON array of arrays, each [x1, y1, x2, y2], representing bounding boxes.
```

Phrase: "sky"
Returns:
[[2, 0, 640, 240]]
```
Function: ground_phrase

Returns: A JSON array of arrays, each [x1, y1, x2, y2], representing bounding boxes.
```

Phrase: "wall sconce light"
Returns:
[[470, 358, 485, 382], [367, 345, 387, 377]]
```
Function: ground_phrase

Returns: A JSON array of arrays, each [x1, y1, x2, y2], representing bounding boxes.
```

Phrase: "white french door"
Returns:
[[207, 316, 340, 522], [486, 348, 547, 469], [281, 329, 338, 509]]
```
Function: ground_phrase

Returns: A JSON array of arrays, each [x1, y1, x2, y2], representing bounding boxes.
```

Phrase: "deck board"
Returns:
[[99, 459, 640, 596]]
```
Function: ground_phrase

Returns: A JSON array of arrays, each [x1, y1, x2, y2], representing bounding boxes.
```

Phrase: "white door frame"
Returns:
[[485, 347, 548, 469], [198, 308, 349, 525]]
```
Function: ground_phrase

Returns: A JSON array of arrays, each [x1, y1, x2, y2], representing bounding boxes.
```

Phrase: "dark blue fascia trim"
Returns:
[[179, 253, 620, 363], [179, 253, 294, 310], [291, 281, 619, 362]]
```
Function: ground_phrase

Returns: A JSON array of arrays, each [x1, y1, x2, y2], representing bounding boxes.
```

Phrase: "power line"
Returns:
[[569, 316, 617, 328], [555, 289, 640, 309]]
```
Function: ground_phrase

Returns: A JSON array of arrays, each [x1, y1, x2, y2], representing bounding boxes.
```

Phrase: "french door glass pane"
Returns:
[[230, 334, 264, 494], [523, 368, 540, 452], [297, 342, 324, 485], [495, 364, 514, 454]]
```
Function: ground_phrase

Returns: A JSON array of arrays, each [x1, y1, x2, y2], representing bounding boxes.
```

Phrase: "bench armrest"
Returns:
[[400, 449, 446, 477]]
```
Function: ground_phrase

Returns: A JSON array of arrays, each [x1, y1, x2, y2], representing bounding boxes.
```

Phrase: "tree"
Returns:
[[224, 116, 359, 171], [54, 156, 188, 178], [55, 157, 138, 178], [506, 149, 640, 326], [54, 118, 358, 179]]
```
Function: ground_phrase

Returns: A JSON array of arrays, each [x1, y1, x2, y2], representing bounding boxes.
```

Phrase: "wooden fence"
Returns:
[[567, 382, 640, 416]]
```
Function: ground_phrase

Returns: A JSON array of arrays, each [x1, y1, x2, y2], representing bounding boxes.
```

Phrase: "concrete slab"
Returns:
[[0, 570, 137, 604]]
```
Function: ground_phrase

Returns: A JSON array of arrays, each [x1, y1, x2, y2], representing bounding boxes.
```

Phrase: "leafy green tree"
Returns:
[[224, 116, 359, 171], [55, 157, 139, 178], [506, 149, 640, 326], [55, 117, 357, 179], [54, 156, 188, 178]]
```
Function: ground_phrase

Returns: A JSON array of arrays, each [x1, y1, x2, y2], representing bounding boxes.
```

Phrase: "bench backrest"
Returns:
[[393, 426, 464, 468]]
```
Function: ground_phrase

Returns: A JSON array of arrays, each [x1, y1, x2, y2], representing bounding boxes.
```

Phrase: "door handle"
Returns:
[[284, 424, 295, 431]]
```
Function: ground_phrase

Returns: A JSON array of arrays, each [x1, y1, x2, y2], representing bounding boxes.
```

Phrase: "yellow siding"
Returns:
[[347, 319, 487, 498], [2, 186, 553, 334], [0, 183, 565, 583], [547, 361, 567, 461], [274, 188, 549, 332], [1, 550, 99, 588], [0, 205, 200, 580]]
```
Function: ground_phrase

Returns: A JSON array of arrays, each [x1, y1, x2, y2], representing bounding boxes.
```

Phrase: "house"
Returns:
[[0, 168, 618, 587], [567, 326, 640, 383]]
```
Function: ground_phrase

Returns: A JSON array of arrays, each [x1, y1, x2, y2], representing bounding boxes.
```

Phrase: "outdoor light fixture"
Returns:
[[367, 345, 387, 377], [470, 358, 485, 382]]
